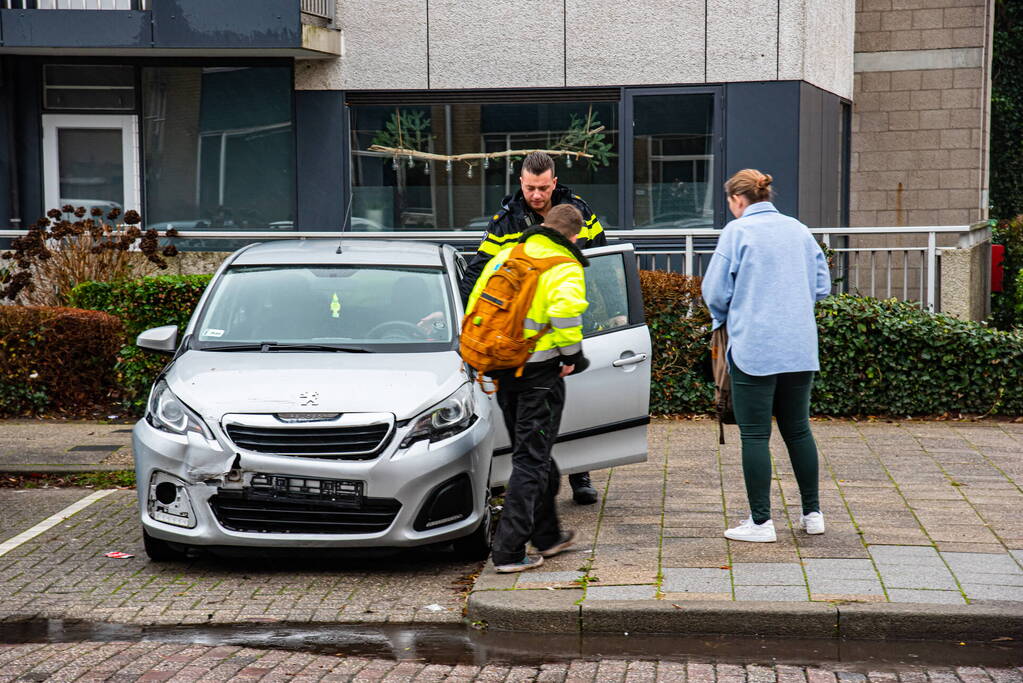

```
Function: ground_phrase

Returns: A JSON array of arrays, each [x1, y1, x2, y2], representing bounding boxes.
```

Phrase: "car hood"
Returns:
[[165, 350, 469, 422]]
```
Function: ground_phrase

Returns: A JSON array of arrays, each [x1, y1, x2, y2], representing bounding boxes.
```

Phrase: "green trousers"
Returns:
[[729, 360, 820, 525]]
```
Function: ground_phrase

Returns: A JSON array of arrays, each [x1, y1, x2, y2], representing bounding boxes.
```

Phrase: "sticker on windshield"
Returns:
[[203, 328, 225, 338]]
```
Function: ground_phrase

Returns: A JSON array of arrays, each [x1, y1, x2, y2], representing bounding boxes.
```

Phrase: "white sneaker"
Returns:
[[724, 517, 776, 543], [799, 511, 825, 535]]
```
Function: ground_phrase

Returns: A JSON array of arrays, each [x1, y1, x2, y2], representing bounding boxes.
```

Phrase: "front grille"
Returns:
[[210, 492, 401, 534], [224, 423, 391, 459]]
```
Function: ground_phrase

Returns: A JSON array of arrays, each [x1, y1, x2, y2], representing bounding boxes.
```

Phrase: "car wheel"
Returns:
[[143, 530, 188, 562], [452, 501, 493, 562]]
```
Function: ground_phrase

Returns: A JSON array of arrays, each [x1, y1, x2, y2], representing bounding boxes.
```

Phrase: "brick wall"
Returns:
[[850, 0, 993, 228]]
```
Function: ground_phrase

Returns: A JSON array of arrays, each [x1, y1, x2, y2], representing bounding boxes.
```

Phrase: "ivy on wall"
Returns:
[[991, 0, 1023, 218]]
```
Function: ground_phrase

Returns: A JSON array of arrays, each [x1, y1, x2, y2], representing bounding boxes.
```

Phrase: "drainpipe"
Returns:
[[4, 60, 21, 228], [445, 104, 453, 228]]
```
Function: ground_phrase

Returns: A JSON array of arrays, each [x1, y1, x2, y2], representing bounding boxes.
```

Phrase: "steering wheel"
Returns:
[[366, 320, 427, 339]]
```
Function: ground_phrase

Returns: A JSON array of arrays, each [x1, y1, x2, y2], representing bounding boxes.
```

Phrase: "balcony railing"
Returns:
[[4, 1, 333, 20], [300, 0, 332, 22], [2, 1, 145, 8]]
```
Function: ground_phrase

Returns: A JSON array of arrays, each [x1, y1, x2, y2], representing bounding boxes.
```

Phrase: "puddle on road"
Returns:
[[1, 619, 1019, 670]]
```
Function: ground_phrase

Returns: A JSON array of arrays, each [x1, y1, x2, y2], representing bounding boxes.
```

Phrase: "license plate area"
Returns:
[[247, 473, 364, 509]]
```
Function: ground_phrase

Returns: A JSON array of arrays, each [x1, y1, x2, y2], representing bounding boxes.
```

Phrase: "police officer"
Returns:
[[464, 203, 591, 572], [459, 151, 605, 506]]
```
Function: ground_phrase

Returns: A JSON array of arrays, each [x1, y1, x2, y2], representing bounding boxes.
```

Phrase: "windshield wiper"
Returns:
[[200, 343, 262, 352], [260, 343, 371, 353], [202, 342, 371, 353]]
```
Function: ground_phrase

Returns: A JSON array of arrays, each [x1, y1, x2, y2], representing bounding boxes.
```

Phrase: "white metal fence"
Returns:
[[300, 0, 332, 21], [1, 0, 144, 8], [0, 224, 988, 313]]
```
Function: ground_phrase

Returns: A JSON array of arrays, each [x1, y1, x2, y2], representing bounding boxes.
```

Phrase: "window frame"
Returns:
[[580, 244, 647, 340], [621, 85, 726, 230]]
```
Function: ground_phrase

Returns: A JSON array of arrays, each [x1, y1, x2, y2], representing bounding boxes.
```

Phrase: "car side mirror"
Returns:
[[137, 325, 179, 354]]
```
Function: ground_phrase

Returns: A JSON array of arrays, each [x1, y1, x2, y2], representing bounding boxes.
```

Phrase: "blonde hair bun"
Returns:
[[725, 168, 774, 203]]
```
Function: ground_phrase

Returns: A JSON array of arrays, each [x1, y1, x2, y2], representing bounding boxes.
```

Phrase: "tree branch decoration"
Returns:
[[367, 106, 615, 177]]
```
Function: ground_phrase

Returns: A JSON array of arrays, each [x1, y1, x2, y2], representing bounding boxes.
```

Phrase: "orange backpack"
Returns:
[[460, 243, 575, 384]]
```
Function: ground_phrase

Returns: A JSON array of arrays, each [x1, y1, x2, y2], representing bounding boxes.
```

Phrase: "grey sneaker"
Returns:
[[724, 517, 777, 543], [538, 530, 577, 558], [799, 511, 825, 535], [494, 554, 544, 574]]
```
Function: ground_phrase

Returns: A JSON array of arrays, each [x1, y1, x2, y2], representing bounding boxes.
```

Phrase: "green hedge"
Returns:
[[639, 270, 715, 414], [68, 275, 211, 412], [70, 272, 1023, 418], [814, 295, 1023, 416], [639, 273, 1023, 416]]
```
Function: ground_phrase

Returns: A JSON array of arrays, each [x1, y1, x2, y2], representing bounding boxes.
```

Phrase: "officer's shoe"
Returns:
[[569, 472, 598, 505]]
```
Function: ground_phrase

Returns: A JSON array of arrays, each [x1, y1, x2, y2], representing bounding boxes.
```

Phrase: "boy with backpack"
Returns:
[[462, 203, 590, 573]]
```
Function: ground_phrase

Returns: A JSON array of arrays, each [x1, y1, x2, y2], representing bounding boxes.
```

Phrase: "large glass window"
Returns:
[[43, 64, 135, 111], [349, 101, 619, 231], [631, 93, 715, 229], [142, 66, 295, 231]]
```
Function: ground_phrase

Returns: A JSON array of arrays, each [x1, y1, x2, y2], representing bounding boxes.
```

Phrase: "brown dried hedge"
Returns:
[[639, 270, 715, 414], [0, 306, 123, 416]]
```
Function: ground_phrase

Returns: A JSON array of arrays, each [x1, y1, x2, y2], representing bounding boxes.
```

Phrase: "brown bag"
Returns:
[[459, 243, 574, 390], [710, 325, 736, 444]]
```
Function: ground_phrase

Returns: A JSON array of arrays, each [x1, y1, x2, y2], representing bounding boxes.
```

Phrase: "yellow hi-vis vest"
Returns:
[[466, 233, 588, 362]]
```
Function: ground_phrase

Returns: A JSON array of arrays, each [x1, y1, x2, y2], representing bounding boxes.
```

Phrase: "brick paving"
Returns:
[[0, 488, 94, 544], [1, 419, 1021, 630], [0, 490, 478, 625], [500, 418, 1023, 606], [0, 642, 1019, 682]]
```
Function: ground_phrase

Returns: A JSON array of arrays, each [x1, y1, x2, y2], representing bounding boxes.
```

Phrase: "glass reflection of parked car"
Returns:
[[132, 239, 651, 561], [59, 199, 122, 216]]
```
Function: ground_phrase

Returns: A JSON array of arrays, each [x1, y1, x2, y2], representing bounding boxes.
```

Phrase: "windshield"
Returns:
[[193, 265, 455, 352]]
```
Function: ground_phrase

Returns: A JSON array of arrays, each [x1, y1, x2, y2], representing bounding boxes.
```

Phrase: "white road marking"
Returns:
[[0, 489, 117, 557]]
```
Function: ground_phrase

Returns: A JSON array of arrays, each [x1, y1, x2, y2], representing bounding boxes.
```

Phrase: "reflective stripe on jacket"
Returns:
[[466, 232, 588, 362], [459, 185, 605, 302]]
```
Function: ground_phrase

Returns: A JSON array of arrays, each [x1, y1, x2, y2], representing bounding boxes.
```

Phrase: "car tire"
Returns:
[[143, 530, 188, 562], [452, 502, 493, 562]]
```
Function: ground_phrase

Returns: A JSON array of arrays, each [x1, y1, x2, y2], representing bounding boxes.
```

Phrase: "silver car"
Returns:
[[132, 239, 651, 561]]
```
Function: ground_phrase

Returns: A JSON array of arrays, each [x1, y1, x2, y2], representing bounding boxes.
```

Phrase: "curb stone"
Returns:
[[465, 590, 1023, 640], [837, 602, 1023, 641], [0, 464, 129, 474], [467, 589, 584, 633]]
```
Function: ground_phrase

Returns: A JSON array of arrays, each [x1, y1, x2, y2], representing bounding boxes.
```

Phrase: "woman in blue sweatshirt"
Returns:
[[701, 169, 832, 542]]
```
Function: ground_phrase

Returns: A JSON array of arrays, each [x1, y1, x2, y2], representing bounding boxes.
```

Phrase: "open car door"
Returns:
[[491, 243, 651, 486]]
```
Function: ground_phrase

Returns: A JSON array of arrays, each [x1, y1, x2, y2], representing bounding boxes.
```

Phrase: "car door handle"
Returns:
[[612, 353, 648, 367]]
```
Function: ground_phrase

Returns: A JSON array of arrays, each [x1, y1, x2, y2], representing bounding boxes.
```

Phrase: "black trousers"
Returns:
[[491, 363, 565, 565]]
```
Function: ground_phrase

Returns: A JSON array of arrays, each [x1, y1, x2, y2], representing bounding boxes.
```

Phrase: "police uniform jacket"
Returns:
[[458, 185, 606, 302]]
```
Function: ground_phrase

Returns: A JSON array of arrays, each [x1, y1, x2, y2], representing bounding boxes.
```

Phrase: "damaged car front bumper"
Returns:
[[132, 411, 493, 550]]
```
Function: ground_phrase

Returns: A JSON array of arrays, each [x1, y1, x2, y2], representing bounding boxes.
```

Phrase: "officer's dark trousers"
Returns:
[[491, 363, 565, 566]]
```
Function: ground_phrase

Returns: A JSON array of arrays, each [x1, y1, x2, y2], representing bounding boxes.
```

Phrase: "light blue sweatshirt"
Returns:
[[701, 202, 832, 376]]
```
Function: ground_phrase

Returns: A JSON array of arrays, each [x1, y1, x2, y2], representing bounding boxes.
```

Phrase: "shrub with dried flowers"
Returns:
[[0, 206, 178, 305]]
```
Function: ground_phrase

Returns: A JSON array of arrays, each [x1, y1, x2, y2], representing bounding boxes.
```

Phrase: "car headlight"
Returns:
[[400, 383, 476, 448], [147, 380, 213, 439]]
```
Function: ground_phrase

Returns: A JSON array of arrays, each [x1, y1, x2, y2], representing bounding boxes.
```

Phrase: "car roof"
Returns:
[[230, 239, 447, 267]]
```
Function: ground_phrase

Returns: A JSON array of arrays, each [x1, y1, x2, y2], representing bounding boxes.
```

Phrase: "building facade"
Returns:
[[0, 1, 992, 236]]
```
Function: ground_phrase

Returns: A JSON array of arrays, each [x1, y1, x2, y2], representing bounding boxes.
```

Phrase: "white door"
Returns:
[[42, 114, 140, 217], [490, 243, 652, 486]]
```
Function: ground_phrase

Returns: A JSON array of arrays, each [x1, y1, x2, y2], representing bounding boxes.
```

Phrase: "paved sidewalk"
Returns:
[[469, 418, 1023, 637], [0, 419, 133, 472], [2, 416, 1022, 639]]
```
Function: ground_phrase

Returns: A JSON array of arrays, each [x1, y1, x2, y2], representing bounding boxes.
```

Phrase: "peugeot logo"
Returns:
[[298, 391, 320, 407]]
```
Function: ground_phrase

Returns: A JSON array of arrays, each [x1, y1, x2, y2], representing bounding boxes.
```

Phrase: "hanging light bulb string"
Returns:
[[368, 144, 597, 165]]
